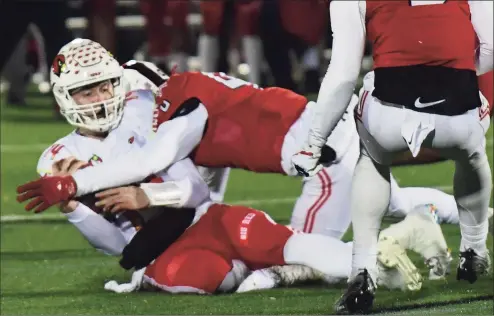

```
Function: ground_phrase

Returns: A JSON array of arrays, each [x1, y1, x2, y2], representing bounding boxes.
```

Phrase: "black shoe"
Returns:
[[457, 248, 491, 284], [335, 269, 376, 315]]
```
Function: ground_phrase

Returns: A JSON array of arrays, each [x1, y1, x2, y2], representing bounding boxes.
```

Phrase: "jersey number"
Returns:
[[409, 0, 446, 6], [202, 72, 260, 90]]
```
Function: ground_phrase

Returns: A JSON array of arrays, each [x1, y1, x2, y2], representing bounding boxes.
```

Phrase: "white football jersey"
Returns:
[[38, 89, 156, 176], [37, 90, 158, 242], [38, 89, 210, 245]]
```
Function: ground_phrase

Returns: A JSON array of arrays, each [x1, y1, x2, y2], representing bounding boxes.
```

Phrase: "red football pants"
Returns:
[[143, 204, 294, 293]]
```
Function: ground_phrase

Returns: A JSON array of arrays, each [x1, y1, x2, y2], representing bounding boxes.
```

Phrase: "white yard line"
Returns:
[[1, 139, 492, 153], [0, 144, 51, 153], [0, 185, 454, 223]]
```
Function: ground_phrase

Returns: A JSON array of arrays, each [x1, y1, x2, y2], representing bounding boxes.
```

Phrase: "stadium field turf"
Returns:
[[1, 91, 492, 315]]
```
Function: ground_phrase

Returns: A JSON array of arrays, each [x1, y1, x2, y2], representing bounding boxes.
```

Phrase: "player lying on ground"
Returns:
[[48, 156, 451, 295], [98, 186, 451, 294], [18, 39, 483, 243], [28, 39, 452, 294], [290, 0, 493, 313]]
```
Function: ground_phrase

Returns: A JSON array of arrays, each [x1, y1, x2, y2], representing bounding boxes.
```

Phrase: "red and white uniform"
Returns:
[[153, 71, 307, 174], [70, 71, 359, 238], [143, 203, 294, 294], [152, 71, 357, 175], [303, 0, 493, 283], [308, 0, 493, 148], [37, 90, 211, 255]]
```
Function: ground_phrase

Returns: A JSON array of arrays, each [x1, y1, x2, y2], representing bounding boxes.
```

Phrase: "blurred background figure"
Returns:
[[139, 0, 190, 73], [1, 0, 490, 114], [198, 0, 263, 85], [0, 0, 70, 107], [260, 0, 327, 94], [86, 0, 117, 54]]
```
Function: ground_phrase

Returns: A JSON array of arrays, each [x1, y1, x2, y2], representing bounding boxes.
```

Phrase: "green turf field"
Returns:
[[1, 91, 493, 315]]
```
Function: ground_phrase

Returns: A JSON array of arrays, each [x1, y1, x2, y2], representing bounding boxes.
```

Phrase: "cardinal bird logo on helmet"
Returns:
[[52, 54, 69, 77]]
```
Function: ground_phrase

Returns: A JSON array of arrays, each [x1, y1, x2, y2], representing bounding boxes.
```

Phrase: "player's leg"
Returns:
[[379, 204, 451, 282], [198, 1, 224, 72], [290, 139, 358, 238], [336, 92, 417, 313], [219, 204, 353, 280], [143, 248, 234, 294], [435, 111, 492, 282], [196, 166, 231, 202], [388, 174, 460, 224], [236, 1, 262, 85], [349, 147, 391, 281], [140, 207, 250, 294]]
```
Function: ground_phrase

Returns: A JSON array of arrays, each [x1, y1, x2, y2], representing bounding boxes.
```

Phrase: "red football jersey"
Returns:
[[154, 72, 308, 173], [366, 0, 477, 71]]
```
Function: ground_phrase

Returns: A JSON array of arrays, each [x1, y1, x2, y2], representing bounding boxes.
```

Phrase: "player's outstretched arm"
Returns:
[[16, 105, 208, 212], [309, 1, 366, 147], [469, 0, 494, 75], [72, 105, 208, 196], [144, 158, 211, 209], [291, 1, 366, 177]]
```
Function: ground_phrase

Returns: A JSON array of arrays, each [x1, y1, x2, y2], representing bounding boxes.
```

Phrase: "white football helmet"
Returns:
[[50, 38, 125, 132]]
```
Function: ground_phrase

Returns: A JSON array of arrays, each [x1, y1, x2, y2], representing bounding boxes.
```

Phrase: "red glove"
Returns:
[[16, 176, 78, 213]]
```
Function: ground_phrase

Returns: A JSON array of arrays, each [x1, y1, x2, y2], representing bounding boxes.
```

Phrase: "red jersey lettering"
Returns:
[[154, 72, 308, 173]]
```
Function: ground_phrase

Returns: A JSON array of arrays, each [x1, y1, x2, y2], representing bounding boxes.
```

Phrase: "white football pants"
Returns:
[[349, 83, 492, 280]]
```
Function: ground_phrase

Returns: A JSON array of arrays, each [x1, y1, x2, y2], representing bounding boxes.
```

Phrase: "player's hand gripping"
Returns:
[[95, 186, 150, 213], [16, 157, 84, 213], [291, 144, 324, 177]]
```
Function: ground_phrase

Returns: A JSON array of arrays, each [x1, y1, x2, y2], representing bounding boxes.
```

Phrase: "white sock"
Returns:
[[459, 221, 489, 255], [283, 233, 352, 282], [454, 150, 492, 255], [387, 174, 412, 218], [217, 260, 250, 293], [241, 36, 263, 84], [65, 203, 128, 256], [350, 151, 391, 281], [198, 34, 219, 72], [388, 174, 460, 224]]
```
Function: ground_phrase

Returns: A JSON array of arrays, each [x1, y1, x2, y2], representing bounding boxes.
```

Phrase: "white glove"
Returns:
[[291, 144, 323, 177], [104, 267, 146, 294]]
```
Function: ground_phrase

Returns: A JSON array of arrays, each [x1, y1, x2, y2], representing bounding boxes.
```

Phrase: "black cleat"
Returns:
[[457, 248, 491, 284], [335, 269, 376, 315]]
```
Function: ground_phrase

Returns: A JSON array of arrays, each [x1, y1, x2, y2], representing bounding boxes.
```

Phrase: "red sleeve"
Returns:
[[478, 71, 494, 115]]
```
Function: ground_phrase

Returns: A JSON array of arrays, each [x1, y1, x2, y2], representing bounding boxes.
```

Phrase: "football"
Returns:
[[75, 193, 104, 214]]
